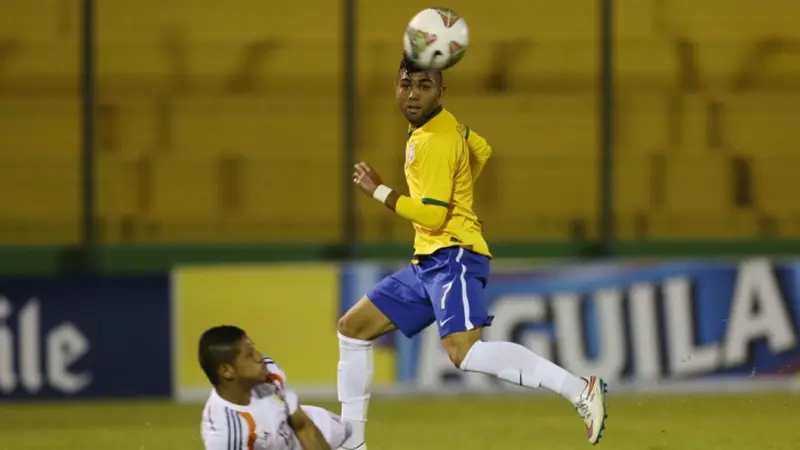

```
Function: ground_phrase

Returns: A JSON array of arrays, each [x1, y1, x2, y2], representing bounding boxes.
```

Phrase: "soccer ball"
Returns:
[[403, 7, 469, 71]]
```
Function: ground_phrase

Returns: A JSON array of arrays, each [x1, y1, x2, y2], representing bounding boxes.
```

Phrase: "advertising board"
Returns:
[[343, 259, 800, 391], [0, 276, 171, 400]]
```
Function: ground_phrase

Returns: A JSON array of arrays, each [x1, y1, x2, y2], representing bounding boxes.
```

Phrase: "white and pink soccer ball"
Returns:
[[403, 7, 470, 71]]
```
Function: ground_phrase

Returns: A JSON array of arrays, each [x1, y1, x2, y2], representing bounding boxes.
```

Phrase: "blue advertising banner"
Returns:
[[342, 259, 800, 388], [0, 276, 171, 400]]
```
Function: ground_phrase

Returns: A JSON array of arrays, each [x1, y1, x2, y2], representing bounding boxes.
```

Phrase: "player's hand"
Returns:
[[353, 162, 383, 197]]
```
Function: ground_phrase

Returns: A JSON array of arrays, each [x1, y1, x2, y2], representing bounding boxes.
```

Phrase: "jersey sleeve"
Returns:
[[262, 356, 299, 415], [459, 125, 492, 181], [283, 388, 300, 415], [417, 135, 459, 207]]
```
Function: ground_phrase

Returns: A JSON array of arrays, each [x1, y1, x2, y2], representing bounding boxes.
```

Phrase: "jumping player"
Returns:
[[337, 57, 608, 449], [200, 325, 351, 450]]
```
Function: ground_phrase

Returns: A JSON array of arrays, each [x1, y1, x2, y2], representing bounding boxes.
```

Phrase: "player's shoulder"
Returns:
[[202, 390, 234, 428], [435, 110, 462, 136], [201, 393, 247, 447], [421, 124, 463, 148]]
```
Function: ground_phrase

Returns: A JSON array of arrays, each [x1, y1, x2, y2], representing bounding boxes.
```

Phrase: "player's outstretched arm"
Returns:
[[353, 137, 456, 230], [459, 125, 493, 181], [353, 161, 449, 230], [289, 407, 333, 450]]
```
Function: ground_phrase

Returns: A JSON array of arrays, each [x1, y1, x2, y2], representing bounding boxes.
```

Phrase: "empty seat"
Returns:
[[511, 39, 678, 90], [0, 0, 79, 42], [512, 43, 597, 90], [169, 97, 341, 156], [0, 98, 82, 243], [146, 155, 219, 217], [0, 99, 80, 157], [691, 42, 753, 90], [725, 93, 800, 156], [614, 156, 652, 215], [615, 40, 678, 90], [0, 43, 79, 95], [0, 155, 80, 244], [97, 0, 339, 41], [237, 153, 341, 220], [0, 218, 80, 245], [646, 210, 760, 239], [676, 95, 713, 152], [94, 1, 341, 95], [95, 43, 177, 95], [752, 157, 799, 215], [614, 0, 663, 41], [664, 0, 800, 90], [664, 0, 800, 40], [94, 152, 143, 217], [96, 39, 341, 95], [661, 153, 732, 213], [616, 93, 672, 155], [123, 94, 346, 242], [0, 157, 79, 217], [191, 41, 340, 94], [91, 99, 165, 159], [0, 1, 78, 95]]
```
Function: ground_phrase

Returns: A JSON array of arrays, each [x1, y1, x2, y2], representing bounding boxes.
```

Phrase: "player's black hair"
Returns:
[[198, 325, 247, 385], [399, 55, 443, 84]]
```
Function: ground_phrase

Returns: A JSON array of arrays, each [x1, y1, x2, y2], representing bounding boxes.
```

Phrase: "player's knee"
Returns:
[[441, 329, 481, 368], [337, 296, 396, 341], [337, 314, 368, 341]]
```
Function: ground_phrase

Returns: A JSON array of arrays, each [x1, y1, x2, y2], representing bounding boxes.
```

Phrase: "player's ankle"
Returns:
[[561, 376, 589, 403]]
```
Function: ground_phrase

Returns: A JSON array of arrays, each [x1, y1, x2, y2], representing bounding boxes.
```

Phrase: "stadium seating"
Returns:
[[725, 93, 800, 157], [2, 0, 800, 244], [0, 99, 79, 243]]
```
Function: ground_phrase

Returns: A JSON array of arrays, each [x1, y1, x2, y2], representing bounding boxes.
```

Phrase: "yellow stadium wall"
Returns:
[[1, 0, 800, 245]]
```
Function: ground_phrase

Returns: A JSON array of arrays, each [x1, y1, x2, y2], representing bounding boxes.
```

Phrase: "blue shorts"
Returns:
[[367, 247, 492, 339]]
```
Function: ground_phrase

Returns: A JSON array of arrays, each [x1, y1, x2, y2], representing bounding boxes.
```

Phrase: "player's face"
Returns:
[[396, 70, 443, 124], [232, 337, 268, 386]]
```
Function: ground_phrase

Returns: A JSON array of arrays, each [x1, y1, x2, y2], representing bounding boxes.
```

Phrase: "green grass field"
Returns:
[[1, 394, 798, 450]]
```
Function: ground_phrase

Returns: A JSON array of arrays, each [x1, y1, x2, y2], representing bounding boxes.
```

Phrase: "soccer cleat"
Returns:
[[575, 376, 608, 445]]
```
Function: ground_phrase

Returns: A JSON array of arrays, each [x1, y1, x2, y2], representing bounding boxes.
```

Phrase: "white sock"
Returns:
[[337, 332, 374, 448], [459, 340, 587, 403]]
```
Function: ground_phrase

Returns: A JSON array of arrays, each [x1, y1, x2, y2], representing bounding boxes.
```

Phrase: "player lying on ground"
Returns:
[[200, 325, 351, 450], [336, 57, 608, 450]]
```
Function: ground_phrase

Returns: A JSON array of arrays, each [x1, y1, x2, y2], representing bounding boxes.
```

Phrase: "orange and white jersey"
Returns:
[[201, 357, 350, 450]]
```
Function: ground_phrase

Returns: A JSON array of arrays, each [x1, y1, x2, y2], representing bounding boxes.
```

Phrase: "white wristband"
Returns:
[[372, 185, 392, 204]]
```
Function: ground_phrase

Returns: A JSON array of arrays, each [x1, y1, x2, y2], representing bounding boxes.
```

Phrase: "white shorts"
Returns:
[[301, 405, 352, 449]]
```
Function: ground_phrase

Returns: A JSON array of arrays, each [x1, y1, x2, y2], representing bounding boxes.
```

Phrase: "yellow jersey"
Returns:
[[404, 106, 491, 258]]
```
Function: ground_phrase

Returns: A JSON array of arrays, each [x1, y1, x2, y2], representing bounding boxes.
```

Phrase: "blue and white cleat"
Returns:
[[575, 376, 608, 445]]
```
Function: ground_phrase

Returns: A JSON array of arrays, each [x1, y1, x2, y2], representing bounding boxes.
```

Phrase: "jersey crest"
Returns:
[[407, 141, 416, 165]]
